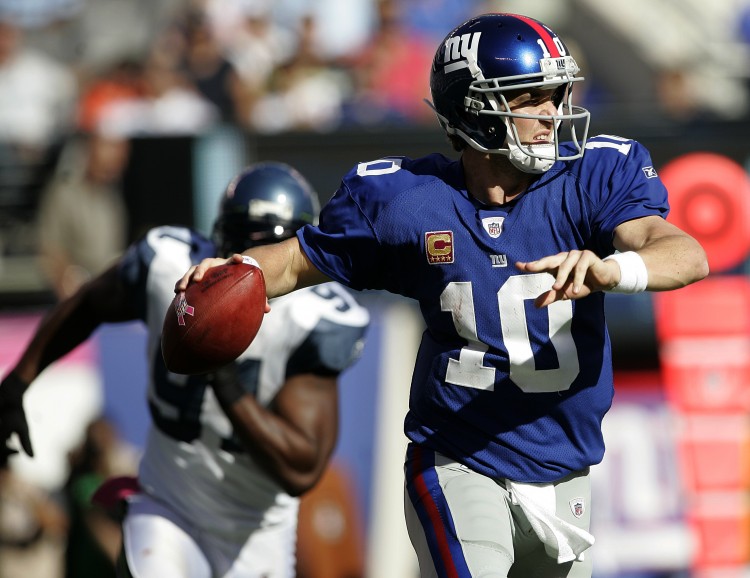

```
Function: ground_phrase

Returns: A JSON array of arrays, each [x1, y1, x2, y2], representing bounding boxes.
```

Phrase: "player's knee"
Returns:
[[463, 540, 513, 577]]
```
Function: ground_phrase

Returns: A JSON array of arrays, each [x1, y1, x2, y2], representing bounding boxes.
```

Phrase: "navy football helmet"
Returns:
[[429, 13, 590, 173], [212, 162, 320, 255]]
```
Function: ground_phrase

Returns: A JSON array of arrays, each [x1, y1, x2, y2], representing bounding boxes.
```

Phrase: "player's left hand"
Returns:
[[0, 372, 33, 459], [516, 250, 619, 308]]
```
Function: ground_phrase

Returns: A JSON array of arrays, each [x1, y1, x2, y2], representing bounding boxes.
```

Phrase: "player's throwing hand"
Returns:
[[175, 254, 241, 292], [516, 250, 622, 308]]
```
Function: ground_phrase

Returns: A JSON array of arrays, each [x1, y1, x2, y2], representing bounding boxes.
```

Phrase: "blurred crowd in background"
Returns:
[[0, 0, 484, 300], [0, 0, 747, 141], [0, 0, 748, 298], [0, 0, 476, 145], [1, 0, 749, 140]]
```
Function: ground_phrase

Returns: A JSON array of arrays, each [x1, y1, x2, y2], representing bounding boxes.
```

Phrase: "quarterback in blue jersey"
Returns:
[[0, 163, 369, 577], [177, 13, 708, 578]]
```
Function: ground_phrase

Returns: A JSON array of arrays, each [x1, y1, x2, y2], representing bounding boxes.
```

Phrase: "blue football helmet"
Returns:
[[429, 13, 590, 173], [212, 162, 320, 255]]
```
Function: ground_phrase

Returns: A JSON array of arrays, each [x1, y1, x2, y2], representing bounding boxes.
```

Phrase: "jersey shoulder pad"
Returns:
[[341, 153, 458, 203], [287, 283, 370, 329], [561, 135, 656, 186], [143, 226, 214, 259], [579, 134, 653, 170], [283, 283, 369, 375], [118, 226, 214, 289]]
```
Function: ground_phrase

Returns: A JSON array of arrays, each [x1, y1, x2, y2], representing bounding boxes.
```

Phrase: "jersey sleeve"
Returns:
[[579, 136, 670, 255], [297, 174, 387, 291], [284, 284, 370, 377]]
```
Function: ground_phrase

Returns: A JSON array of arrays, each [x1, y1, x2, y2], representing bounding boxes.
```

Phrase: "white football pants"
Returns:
[[404, 444, 593, 578], [120, 493, 297, 578]]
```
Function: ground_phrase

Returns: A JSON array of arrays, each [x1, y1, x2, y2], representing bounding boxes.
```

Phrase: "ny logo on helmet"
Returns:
[[443, 32, 481, 74]]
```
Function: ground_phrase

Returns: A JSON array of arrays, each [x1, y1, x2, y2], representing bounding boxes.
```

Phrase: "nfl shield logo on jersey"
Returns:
[[482, 216, 505, 238], [569, 497, 585, 519]]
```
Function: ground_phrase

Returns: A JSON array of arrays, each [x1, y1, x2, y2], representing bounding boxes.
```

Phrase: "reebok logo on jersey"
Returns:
[[482, 216, 505, 238], [174, 293, 195, 326], [426, 231, 454, 264], [569, 497, 585, 518], [642, 166, 658, 179], [443, 32, 481, 74]]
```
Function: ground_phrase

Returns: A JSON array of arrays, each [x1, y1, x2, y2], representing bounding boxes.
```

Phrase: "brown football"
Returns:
[[161, 261, 266, 374]]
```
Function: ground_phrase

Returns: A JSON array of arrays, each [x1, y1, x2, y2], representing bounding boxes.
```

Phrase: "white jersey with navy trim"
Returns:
[[116, 225, 369, 538]]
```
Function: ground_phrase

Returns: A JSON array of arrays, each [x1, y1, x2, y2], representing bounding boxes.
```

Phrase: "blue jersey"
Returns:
[[298, 135, 669, 483]]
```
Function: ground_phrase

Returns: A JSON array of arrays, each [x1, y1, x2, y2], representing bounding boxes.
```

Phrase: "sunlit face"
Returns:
[[502, 87, 563, 145]]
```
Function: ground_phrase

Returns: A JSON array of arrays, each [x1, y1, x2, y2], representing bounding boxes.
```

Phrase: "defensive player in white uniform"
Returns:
[[0, 162, 369, 577]]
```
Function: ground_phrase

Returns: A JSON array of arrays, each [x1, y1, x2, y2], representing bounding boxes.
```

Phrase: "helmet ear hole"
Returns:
[[475, 114, 508, 150]]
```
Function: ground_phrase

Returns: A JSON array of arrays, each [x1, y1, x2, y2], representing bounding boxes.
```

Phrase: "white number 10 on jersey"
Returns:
[[441, 274, 580, 393]]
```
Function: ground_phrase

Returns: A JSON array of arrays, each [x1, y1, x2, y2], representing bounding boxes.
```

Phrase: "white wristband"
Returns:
[[241, 255, 261, 269], [602, 251, 648, 293]]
